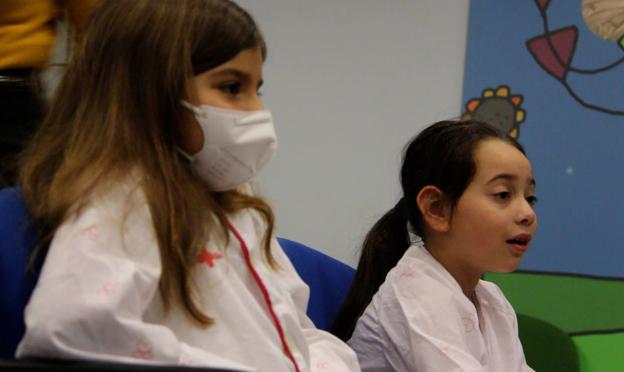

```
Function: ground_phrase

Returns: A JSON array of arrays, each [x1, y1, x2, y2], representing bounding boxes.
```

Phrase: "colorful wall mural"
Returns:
[[463, 1, 624, 370]]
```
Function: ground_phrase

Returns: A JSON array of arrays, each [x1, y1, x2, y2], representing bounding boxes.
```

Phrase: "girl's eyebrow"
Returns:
[[209, 68, 248, 79], [208, 68, 264, 88], [487, 174, 536, 187]]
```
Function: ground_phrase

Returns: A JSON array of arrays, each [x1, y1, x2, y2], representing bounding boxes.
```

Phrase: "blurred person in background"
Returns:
[[0, 0, 97, 186]]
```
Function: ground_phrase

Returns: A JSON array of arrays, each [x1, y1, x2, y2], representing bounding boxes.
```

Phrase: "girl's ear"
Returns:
[[416, 185, 451, 233]]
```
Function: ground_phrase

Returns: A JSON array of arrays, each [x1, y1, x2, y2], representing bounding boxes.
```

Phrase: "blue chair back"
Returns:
[[277, 237, 355, 331], [0, 188, 38, 358]]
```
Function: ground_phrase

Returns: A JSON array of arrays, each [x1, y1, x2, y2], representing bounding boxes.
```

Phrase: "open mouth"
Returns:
[[506, 235, 531, 253], [506, 237, 528, 245]]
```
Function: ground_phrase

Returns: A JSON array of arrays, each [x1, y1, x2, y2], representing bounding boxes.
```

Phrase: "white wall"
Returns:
[[239, 1, 470, 266]]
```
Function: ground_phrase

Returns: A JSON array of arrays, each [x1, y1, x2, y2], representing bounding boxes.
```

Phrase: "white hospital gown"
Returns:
[[348, 239, 533, 372], [16, 179, 359, 372]]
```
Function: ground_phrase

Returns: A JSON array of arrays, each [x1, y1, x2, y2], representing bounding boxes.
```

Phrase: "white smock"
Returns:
[[347, 236, 533, 372], [16, 179, 359, 372]]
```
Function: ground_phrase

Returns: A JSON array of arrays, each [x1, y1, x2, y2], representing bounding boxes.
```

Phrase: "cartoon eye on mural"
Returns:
[[526, 0, 624, 115], [462, 85, 525, 138]]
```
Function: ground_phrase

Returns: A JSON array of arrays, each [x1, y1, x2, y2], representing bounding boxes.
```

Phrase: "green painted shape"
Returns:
[[572, 332, 624, 372], [618, 35, 624, 51], [484, 272, 624, 333]]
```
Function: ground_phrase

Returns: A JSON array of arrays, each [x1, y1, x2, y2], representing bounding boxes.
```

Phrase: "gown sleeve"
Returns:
[[16, 192, 254, 371], [493, 285, 535, 372], [374, 274, 487, 372]]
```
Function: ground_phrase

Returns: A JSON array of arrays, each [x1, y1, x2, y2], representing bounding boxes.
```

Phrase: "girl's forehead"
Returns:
[[472, 139, 533, 182]]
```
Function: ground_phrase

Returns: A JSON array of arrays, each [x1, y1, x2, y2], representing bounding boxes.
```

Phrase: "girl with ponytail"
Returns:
[[333, 120, 537, 371]]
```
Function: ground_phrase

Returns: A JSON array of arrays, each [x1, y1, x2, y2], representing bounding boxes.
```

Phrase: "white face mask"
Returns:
[[180, 101, 277, 191]]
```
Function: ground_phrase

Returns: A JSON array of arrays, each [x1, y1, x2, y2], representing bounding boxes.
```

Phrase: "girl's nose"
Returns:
[[518, 200, 537, 227]]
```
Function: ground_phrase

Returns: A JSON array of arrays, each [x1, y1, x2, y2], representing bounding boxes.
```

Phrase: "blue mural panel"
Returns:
[[463, 0, 624, 277]]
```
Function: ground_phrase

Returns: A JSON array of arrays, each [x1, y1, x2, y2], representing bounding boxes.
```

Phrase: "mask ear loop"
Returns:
[[180, 100, 200, 113], [176, 147, 195, 163]]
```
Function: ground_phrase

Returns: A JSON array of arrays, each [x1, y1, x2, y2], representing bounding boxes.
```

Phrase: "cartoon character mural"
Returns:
[[462, 85, 526, 138], [526, 0, 624, 115], [463, 1, 624, 370]]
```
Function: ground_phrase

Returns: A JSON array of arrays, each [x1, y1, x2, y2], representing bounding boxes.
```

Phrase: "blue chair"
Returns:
[[277, 237, 355, 331], [0, 187, 38, 359]]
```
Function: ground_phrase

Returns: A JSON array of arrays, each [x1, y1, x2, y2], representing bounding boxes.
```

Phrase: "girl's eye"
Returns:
[[220, 82, 241, 95], [526, 195, 538, 206], [494, 192, 511, 200]]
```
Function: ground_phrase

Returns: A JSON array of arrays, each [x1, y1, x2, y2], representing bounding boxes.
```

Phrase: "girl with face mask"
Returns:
[[15, 1, 359, 371]]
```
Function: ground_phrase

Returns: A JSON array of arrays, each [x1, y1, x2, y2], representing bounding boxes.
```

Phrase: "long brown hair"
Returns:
[[19, 0, 274, 326]]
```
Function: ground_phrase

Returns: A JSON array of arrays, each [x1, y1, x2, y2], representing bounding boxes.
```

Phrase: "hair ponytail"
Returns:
[[331, 198, 411, 341]]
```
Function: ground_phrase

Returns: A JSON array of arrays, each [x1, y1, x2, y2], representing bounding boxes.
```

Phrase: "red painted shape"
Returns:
[[536, 0, 550, 11], [527, 26, 578, 80]]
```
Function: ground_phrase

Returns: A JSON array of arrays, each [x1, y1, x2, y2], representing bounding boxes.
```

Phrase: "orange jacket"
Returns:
[[0, 0, 97, 69]]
